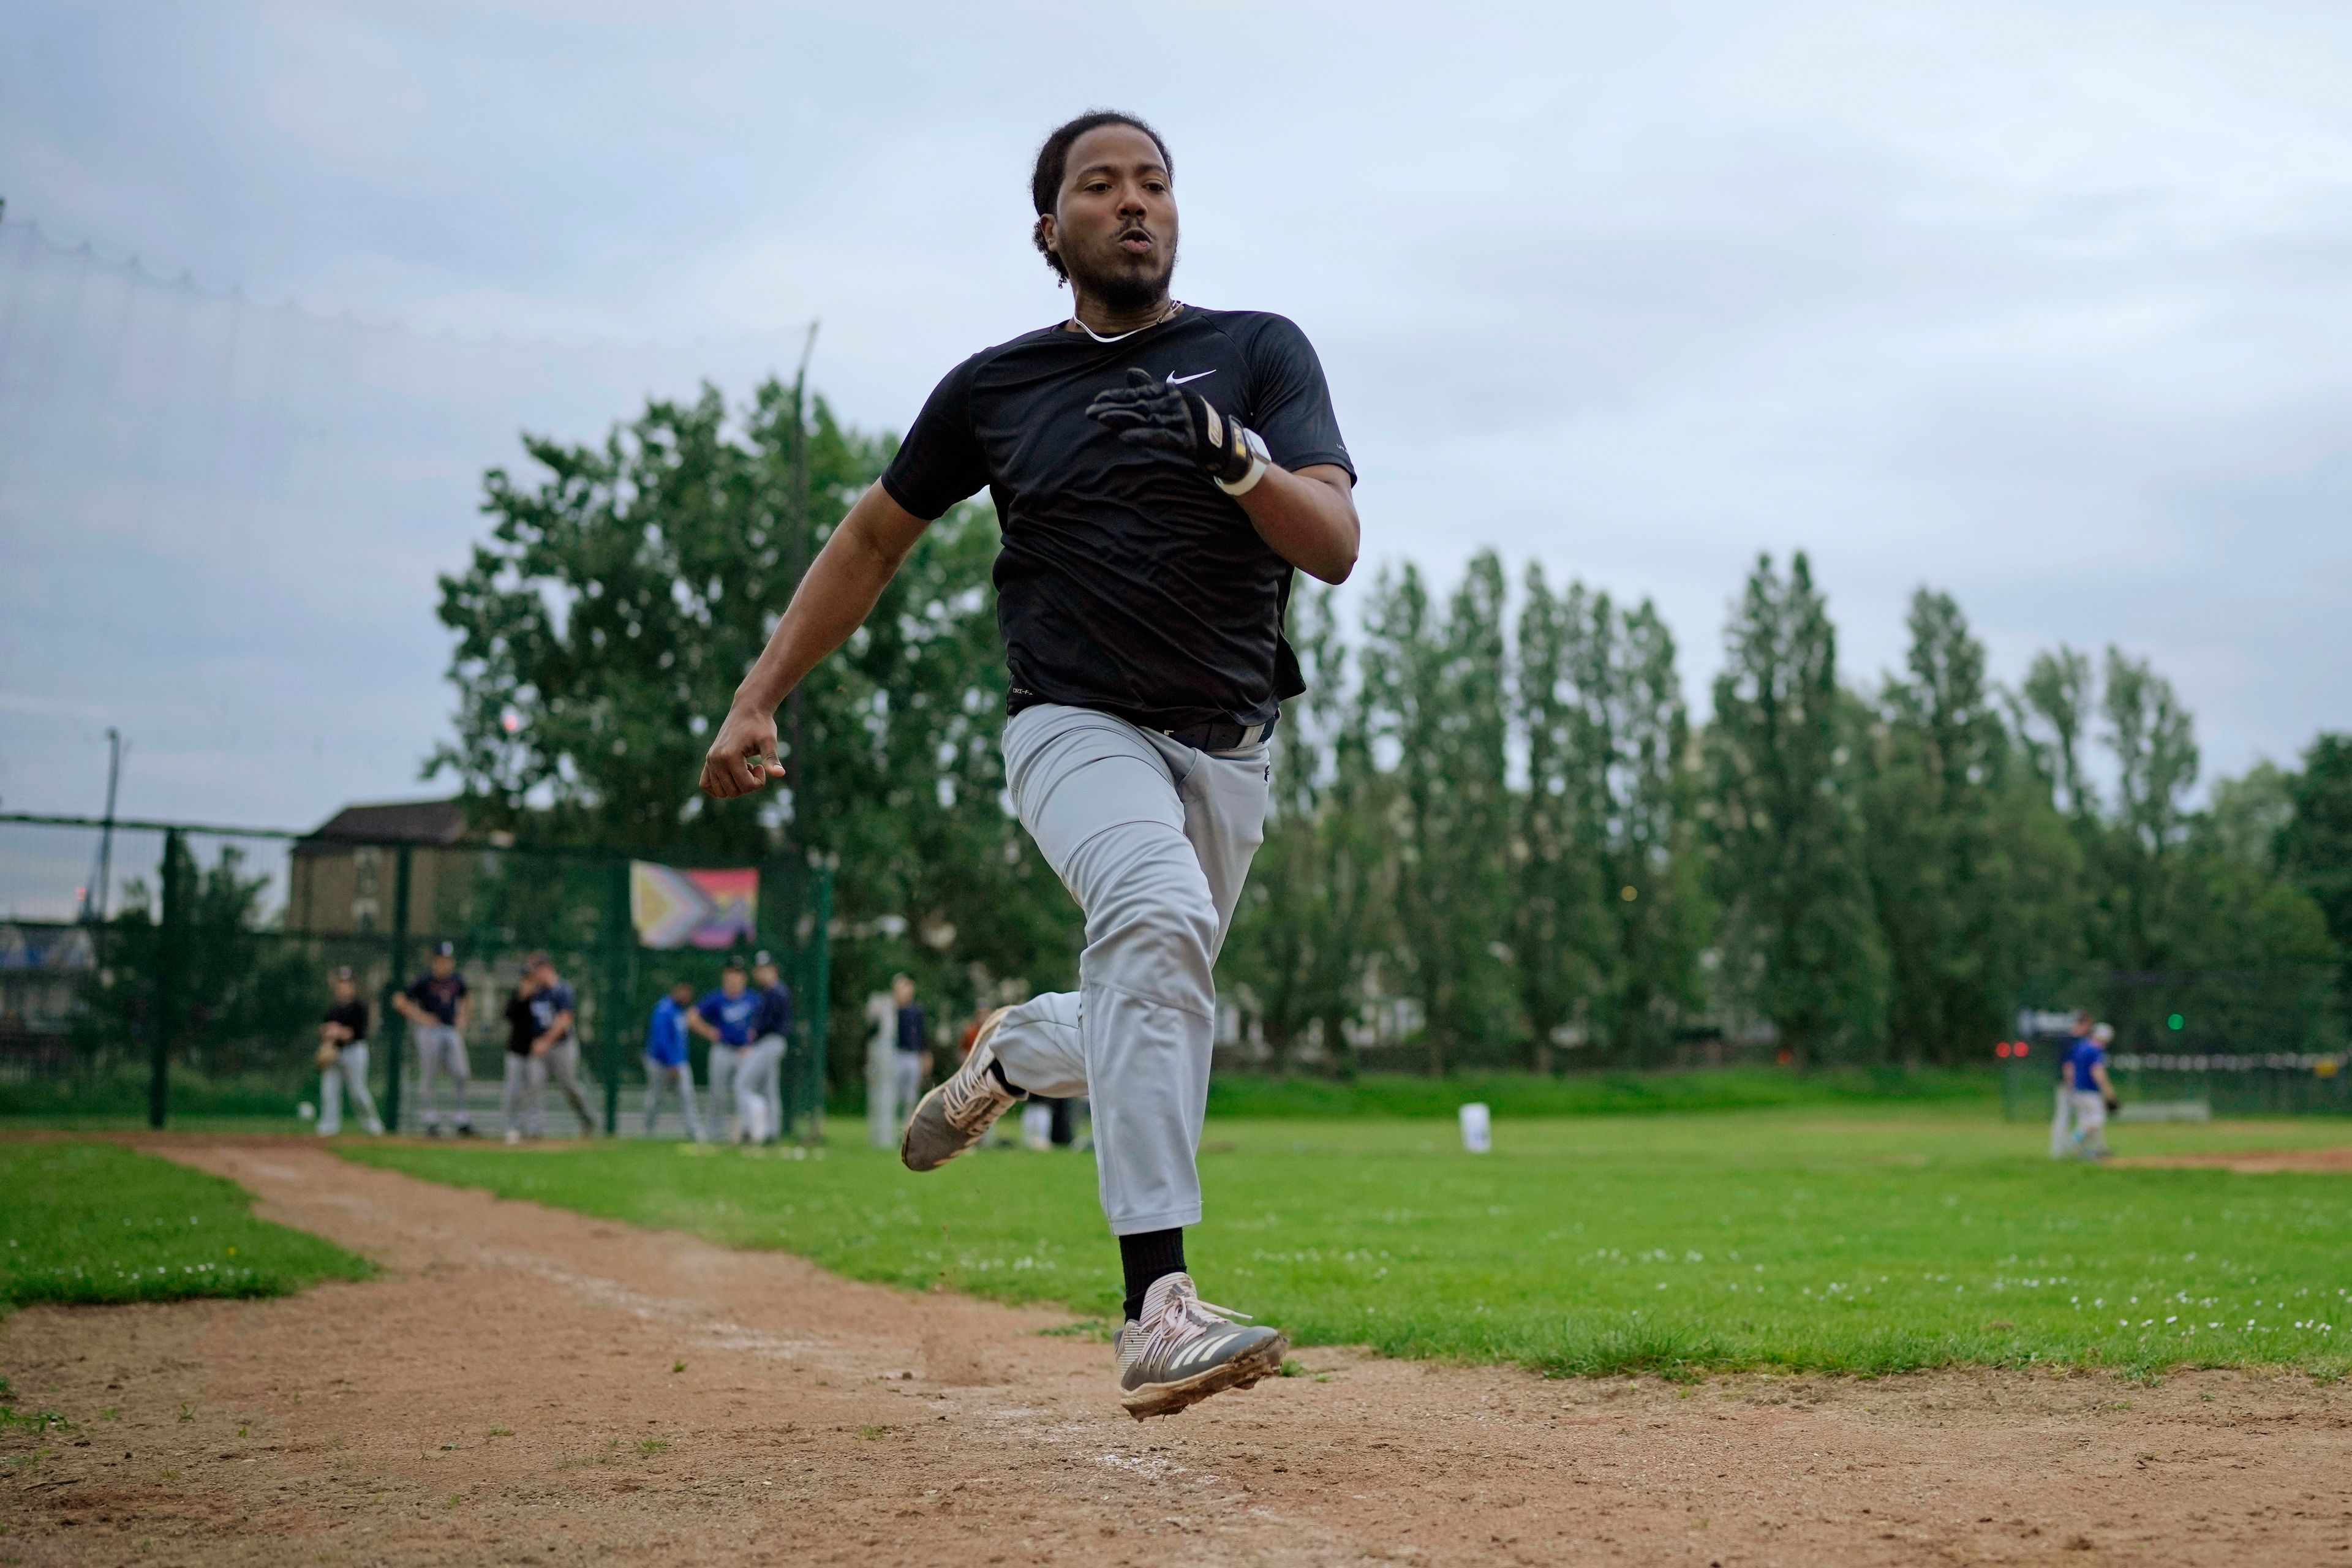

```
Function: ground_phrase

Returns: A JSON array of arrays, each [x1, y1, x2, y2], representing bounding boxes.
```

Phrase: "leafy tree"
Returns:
[[1704, 552, 1887, 1065], [1228, 585, 1388, 1073], [1861, 590, 2019, 1063], [2280, 733, 2352, 998], [432, 381, 1075, 1079], [1360, 554, 1517, 1071], [2203, 759, 2297, 872]]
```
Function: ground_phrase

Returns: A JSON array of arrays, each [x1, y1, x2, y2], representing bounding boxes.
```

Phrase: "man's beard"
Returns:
[[1066, 240, 1176, 312]]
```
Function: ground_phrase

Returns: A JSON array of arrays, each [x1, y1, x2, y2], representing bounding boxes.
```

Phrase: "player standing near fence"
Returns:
[[501, 965, 545, 1142], [687, 959, 760, 1144], [315, 965, 385, 1137], [740, 951, 794, 1144], [643, 979, 704, 1141], [393, 941, 473, 1137], [701, 110, 1359, 1417], [526, 954, 600, 1137]]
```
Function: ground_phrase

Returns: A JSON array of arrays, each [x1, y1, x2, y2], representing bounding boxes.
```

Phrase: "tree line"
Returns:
[[432, 381, 2351, 1076]]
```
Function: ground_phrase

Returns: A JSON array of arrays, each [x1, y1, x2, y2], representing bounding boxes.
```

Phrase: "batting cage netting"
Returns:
[[0, 813, 832, 1137]]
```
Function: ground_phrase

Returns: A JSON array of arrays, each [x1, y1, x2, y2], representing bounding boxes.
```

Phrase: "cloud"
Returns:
[[1, 0, 2347, 845]]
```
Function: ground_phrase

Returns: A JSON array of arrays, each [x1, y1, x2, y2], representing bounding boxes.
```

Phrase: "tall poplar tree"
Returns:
[[1704, 552, 1887, 1064]]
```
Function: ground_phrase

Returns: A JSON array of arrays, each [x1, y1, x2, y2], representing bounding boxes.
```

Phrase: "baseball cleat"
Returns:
[[1115, 1272, 1287, 1420], [899, 1009, 1019, 1172]]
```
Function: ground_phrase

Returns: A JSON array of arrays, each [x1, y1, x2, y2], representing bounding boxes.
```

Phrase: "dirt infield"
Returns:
[[2112, 1148, 2352, 1174], [3, 1139, 2350, 1566]]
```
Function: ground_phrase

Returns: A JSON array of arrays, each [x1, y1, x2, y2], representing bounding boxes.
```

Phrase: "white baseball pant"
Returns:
[[737, 1035, 786, 1142], [412, 1023, 472, 1130], [984, 703, 1268, 1236], [502, 1051, 545, 1137], [706, 1042, 739, 1142], [543, 1038, 599, 1135], [318, 1043, 384, 1136], [642, 1054, 704, 1140]]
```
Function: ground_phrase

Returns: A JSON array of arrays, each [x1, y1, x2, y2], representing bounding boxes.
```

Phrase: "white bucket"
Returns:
[[1458, 1101, 1492, 1153]]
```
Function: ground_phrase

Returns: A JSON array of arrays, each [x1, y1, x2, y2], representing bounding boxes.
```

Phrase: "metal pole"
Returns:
[[383, 844, 413, 1133], [801, 856, 834, 1147], [784, 323, 818, 796], [601, 856, 627, 1135], [151, 829, 186, 1129], [92, 728, 123, 922]]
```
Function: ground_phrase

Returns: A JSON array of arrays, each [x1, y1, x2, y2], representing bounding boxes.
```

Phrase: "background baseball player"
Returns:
[[889, 973, 928, 1136], [701, 110, 1359, 1417], [687, 959, 760, 1143], [501, 963, 545, 1142], [525, 953, 599, 1137], [392, 940, 474, 1136], [315, 964, 385, 1137], [737, 951, 794, 1144], [643, 979, 704, 1140]]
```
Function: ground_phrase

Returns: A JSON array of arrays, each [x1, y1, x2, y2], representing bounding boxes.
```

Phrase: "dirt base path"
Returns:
[[4, 1140, 2350, 1567], [2113, 1148, 2352, 1174]]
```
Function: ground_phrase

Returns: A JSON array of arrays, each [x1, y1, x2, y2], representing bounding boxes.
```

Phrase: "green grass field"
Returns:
[[0, 1141, 373, 1314], [341, 1102, 2352, 1381]]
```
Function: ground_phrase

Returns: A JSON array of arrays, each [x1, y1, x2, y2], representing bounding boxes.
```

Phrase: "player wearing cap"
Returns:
[[686, 959, 761, 1144], [315, 965, 385, 1137], [738, 951, 794, 1145], [699, 110, 1357, 1417], [523, 954, 599, 1137], [643, 979, 705, 1141], [393, 941, 474, 1136]]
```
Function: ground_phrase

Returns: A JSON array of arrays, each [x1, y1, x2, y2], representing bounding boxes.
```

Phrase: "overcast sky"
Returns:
[[4, 1, 2350, 894]]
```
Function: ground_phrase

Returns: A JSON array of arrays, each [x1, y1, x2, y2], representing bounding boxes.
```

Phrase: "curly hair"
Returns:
[[1029, 110, 1172, 282]]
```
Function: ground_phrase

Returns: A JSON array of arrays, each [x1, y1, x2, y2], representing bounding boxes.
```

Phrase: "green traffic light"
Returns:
[[2166, 1012, 2185, 1031]]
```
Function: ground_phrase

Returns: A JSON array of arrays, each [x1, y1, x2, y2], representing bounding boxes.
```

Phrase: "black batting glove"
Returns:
[[1085, 368, 1270, 494]]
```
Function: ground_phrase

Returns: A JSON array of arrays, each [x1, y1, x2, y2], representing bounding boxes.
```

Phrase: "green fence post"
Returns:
[[802, 858, 834, 1146], [151, 828, 186, 1129], [601, 856, 628, 1135], [383, 843, 413, 1133]]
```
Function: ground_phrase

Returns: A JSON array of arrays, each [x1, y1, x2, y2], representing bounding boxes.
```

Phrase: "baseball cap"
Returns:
[[523, 950, 550, 970], [331, 965, 355, 981], [721, 956, 747, 972], [433, 940, 455, 958], [752, 949, 774, 967]]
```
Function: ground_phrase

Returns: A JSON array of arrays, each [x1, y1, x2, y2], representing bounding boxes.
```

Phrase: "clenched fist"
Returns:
[[700, 706, 785, 799]]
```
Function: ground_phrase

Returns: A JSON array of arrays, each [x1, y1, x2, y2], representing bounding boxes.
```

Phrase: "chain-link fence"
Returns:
[[0, 813, 831, 1136], [1997, 965, 2350, 1120]]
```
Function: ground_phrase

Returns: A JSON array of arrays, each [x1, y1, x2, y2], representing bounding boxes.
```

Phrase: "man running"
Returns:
[[701, 110, 1359, 1419], [393, 941, 473, 1136]]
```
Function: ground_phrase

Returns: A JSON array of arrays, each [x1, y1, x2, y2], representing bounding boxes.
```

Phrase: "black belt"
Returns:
[[1159, 717, 1273, 752], [1005, 690, 1274, 752]]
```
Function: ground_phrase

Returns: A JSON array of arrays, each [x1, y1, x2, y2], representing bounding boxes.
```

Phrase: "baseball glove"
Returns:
[[2103, 1093, 2120, 1114], [314, 1041, 338, 1071]]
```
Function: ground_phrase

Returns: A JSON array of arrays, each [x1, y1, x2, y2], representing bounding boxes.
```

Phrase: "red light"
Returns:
[[1995, 1042, 2011, 1058], [2016, 1042, 2030, 1058]]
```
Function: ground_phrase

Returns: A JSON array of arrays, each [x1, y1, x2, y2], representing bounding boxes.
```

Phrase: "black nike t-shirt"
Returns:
[[881, 307, 1353, 731]]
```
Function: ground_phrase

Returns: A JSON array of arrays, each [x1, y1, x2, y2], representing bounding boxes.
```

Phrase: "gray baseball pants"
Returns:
[[545, 1038, 599, 1134], [737, 1035, 786, 1142], [502, 1051, 545, 1137], [986, 703, 1269, 1236], [412, 1023, 472, 1129], [318, 1042, 383, 1136], [643, 1055, 704, 1140], [706, 1042, 739, 1141]]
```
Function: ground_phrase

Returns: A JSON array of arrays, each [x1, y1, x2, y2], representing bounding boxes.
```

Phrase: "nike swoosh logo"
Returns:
[[1169, 370, 1216, 384]]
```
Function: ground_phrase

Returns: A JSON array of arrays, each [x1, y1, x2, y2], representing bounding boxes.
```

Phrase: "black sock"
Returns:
[[986, 1058, 1025, 1096], [1119, 1228, 1186, 1322]]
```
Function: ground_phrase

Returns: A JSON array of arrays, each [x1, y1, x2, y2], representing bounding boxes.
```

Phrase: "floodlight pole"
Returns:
[[785, 322, 819, 807]]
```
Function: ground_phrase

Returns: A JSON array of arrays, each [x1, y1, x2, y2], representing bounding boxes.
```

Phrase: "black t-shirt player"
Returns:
[[884, 309, 1352, 731]]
